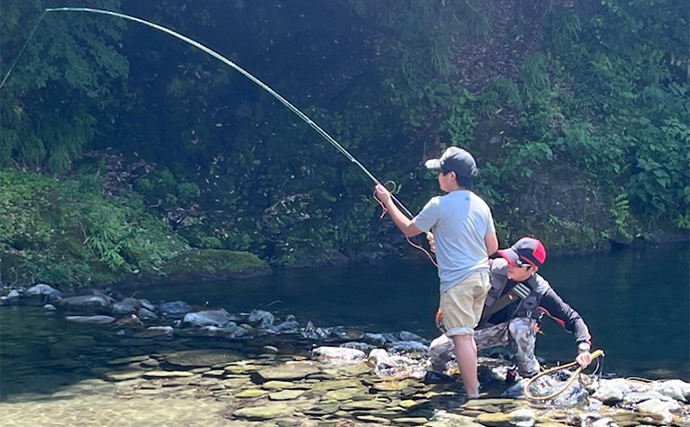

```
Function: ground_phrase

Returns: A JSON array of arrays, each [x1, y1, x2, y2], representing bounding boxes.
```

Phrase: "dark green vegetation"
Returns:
[[0, 0, 687, 288]]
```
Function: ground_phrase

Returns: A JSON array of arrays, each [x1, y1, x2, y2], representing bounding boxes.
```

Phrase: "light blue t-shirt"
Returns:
[[413, 190, 495, 293]]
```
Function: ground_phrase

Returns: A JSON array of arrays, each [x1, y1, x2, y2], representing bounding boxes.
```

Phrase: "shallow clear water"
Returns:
[[1, 242, 688, 404], [120, 241, 690, 380]]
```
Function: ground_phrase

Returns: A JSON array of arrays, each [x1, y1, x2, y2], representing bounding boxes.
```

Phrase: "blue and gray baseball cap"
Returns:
[[424, 146, 477, 187]]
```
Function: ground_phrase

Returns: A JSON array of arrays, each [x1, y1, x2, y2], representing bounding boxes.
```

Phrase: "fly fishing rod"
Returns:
[[1, 7, 414, 218]]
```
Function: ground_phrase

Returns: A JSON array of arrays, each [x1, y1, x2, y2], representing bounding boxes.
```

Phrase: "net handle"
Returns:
[[524, 349, 605, 401]]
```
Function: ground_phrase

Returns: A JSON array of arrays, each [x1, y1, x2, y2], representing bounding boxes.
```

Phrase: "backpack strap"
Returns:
[[479, 282, 531, 326]]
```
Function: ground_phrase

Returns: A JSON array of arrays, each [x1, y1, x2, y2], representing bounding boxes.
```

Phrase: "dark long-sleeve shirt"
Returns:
[[482, 259, 592, 345]]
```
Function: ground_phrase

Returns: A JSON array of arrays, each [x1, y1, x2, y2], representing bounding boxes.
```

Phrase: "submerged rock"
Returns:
[[312, 346, 365, 362], [256, 362, 320, 381], [232, 404, 295, 420], [65, 315, 116, 325], [165, 349, 242, 368]]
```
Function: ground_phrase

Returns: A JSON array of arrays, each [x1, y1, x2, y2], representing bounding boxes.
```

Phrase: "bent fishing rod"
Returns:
[[1, 7, 414, 218]]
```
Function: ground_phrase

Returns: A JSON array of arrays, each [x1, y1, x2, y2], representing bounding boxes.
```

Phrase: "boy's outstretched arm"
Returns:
[[375, 184, 423, 237]]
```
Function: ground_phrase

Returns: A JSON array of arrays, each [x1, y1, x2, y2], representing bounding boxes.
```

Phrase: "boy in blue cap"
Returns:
[[375, 146, 498, 399]]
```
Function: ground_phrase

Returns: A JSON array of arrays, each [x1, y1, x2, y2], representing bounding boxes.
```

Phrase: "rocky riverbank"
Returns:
[[1, 284, 689, 426]]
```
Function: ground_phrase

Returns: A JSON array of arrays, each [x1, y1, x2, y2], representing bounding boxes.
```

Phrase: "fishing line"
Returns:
[[0, 7, 415, 219], [0, 10, 47, 89]]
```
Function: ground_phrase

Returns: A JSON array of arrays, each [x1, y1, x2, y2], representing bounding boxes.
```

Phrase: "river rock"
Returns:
[[651, 379, 690, 402], [312, 346, 365, 362], [183, 309, 233, 327], [508, 408, 536, 427], [165, 349, 242, 368], [107, 355, 150, 365], [622, 390, 667, 404], [248, 309, 274, 327], [57, 295, 114, 312], [195, 325, 246, 338], [341, 399, 388, 411], [137, 307, 158, 321], [311, 379, 363, 392], [273, 315, 300, 333], [341, 341, 375, 352], [356, 414, 391, 424], [589, 418, 616, 427], [138, 299, 156, 312], [323, 387, 365, 401], [381, 332, 401, 343], [115, 314, 144, 328], [158, 301, 191, 317], [331, 326, 366, 340], [112, 297, 141, 315], [7, 289, 21, 299], [233, 404, 295, 420], [26, 284, 64, 300], [65, 315, 116, 325], [398, 331, 427, 343], [388, 341, 429, 354], [268, 389, 304, 400], [136, 326, 174, 337], [261, 381, 299, 390], [475, 412, 514, 426], [105, 370, 146, 381], [591, 378, 646, 403], [302, 402, 341, 416], [636, 398, 680, 422], [235, 388, 269, 398], [363, 333, 388, 347], [256, 362, 321, 381]]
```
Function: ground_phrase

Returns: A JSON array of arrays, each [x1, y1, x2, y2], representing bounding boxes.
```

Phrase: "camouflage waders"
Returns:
[[429, 317, 541, 377]]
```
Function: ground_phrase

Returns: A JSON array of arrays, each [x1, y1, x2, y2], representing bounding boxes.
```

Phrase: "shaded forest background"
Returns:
[[0, 0, 688, 288]]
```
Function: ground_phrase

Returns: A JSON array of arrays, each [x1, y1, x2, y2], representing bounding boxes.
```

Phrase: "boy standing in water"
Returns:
[[375, 147, 498, 399]]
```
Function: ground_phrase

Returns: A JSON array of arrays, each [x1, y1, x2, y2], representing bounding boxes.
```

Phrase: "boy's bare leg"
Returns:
[[452, 334, 480, 398]]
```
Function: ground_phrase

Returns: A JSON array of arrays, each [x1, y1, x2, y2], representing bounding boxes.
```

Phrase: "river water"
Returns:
[[1, 242, 688, 406]]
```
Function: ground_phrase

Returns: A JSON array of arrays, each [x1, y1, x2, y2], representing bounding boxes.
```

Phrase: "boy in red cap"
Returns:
[[375, 147, 498, 399], [428, 237, 593, 381]]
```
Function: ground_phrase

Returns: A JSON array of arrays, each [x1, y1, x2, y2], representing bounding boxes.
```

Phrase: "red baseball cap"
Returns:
[[498, 237, 547, 268]]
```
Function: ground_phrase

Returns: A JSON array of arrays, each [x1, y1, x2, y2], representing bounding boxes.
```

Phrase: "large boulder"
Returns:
[[26, 284, 64, 301], [56, 294, 114, 313]]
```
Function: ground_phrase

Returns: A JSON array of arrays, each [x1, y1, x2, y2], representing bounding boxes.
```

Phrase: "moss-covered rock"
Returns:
[[159, 249, 271, 282]]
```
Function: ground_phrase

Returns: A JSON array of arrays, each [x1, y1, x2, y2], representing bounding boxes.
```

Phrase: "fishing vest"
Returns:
[[479, 258, 546, 328]]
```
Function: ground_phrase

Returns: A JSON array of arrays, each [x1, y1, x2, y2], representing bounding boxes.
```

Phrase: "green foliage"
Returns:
[[1, 0, 687, 280], [610, 193, 633, 240], [625, 117, 690, 220], [0, 0, 129, 173], [0, 171, 188, 288]]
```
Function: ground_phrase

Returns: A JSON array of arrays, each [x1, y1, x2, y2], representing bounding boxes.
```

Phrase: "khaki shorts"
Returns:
[[440, 271, 490, 336]]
